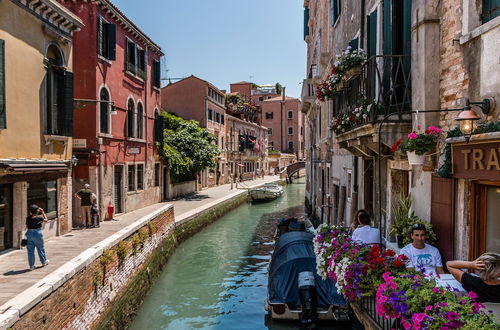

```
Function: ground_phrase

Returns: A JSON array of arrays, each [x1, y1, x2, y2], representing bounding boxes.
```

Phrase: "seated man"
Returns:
[[400, 223, 444, 277], [351, 210, 380, 245], [446, 253, 500, 303]]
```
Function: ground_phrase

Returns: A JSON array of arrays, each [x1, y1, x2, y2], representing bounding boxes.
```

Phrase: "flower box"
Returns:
[[343, 66, 362, 82], [407, 151, 425, 165]]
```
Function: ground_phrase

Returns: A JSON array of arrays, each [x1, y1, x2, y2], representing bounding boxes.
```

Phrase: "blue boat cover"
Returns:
[[268, 231, 346, 308]]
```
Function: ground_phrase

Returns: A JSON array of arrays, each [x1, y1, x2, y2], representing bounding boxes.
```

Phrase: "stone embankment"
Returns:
[[0, 177, 281, 329]]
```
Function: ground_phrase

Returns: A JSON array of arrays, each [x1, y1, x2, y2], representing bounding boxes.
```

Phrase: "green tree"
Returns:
[[275, 82, 282, 95], [159, 113, 220, 183]]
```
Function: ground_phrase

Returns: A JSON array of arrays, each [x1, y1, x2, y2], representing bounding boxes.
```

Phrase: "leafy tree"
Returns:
[[159, 113, 220, 183], [275, 82, 282, 95]]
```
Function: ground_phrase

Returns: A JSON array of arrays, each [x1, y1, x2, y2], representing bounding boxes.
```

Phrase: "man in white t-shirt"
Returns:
[[400, 223, 444, 277], [351, 210, 381, 244]]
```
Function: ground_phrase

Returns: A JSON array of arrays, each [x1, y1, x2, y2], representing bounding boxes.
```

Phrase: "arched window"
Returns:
[[127, 98, 135, 137], [45, 44, 72, 136], [99, 88, 110, 134], [137, 102, 143, 139]]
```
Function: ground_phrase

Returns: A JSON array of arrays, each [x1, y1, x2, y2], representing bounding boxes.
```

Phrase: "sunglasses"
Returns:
[[412, 223, 426, 230]]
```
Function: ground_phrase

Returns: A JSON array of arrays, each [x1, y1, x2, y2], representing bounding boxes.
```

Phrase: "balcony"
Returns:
[[331, 55, 412, 156], [301, 78, 315, 110]]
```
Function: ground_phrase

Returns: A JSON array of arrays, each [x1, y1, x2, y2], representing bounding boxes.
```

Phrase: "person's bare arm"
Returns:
[[446, 259, 485, 282], [38, 208, 48, 222], [436, 267, 445, 274]]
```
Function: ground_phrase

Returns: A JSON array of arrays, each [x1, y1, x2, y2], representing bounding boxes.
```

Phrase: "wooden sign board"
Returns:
[[452, 141, 500, 180]]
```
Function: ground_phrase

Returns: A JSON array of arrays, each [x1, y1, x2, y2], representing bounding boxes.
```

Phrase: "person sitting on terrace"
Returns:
[[400, 223, 444, 277], [351, 210, 380, 245], [446, 253, 500, 303]]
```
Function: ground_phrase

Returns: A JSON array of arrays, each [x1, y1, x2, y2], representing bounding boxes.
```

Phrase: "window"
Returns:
[[126, 39, 136, 74], [265, 112, 273, 120], [137, 48, 146, 79], [483, 0, 500, 23], [45, 45, 73, 136], [0, 39, 5, 129], [154, 163, 160, 186], [259, 96, 264, 101], [269, 141, 274, 149], [288, 141, 294, 151], [127, 98, 135, 137], [301, 126, 304, 136], [128, 164, 135, 191], [268, 127, 273, 135], [288, 127, 293, 135], [330, 0, 341, 26], [153, 60, 161, 89], [215, 112, 220, 123], [304, 7, 310, 39], [154, 109, 163, 143], [137, 164, 144, 190], [221, 114, 225, 125], [208, 109, 213, 121], [99, 88, 110, 134], [288, 110, 293, 119], [137, 102, 144, 139], [97, 17, 116, 60], [27, 180, 57, 219], [268, 96, 272, 99]]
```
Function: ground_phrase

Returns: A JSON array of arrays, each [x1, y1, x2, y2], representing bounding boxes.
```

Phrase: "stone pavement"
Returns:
[[0, 175, 279, 307]]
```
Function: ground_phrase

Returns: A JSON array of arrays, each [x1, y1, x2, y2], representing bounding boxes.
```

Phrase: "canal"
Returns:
[[130, 179, 350, 329]]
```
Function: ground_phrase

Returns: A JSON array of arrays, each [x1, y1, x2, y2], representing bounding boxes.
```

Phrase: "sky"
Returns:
[[112, 0, 307, 98]]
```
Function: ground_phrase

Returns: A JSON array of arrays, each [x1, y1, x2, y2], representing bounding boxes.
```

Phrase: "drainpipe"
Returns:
[[360, 0, 365, 47]]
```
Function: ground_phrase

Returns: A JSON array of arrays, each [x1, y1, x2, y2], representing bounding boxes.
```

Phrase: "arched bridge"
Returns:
[[286, 161, 305, 182]]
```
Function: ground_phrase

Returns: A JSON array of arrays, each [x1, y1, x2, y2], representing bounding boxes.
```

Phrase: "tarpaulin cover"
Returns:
[[268, 231, 346, 308]]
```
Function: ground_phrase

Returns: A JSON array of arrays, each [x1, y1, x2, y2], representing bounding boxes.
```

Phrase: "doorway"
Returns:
[[114, 166, 123, 214], [0, 184, 13, 251]]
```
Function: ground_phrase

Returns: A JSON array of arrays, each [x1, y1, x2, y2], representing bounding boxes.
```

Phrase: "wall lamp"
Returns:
[[455, 98, 492, 142]]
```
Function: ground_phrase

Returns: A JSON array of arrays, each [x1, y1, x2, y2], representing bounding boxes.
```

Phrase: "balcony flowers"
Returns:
[[330, 100, 371, 135], [392, 126, 442, 165]]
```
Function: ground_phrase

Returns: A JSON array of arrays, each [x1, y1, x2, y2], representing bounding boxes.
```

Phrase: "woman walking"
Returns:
[[26, 204, 49, 270]]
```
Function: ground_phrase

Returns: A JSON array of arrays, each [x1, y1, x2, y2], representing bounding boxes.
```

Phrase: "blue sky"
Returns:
[[112, 0, 306, 98]]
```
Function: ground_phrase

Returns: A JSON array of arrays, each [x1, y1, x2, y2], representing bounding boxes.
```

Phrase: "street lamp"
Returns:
[[455, 98, 492, 143]]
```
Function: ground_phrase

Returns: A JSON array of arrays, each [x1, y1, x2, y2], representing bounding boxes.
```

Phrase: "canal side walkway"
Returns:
[[0, 175, 280, 328]]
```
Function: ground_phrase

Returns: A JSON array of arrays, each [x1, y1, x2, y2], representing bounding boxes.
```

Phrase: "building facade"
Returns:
[[302, 0, 499, 262], [61, 0, 164, 223], [0, 0, 83, 250]]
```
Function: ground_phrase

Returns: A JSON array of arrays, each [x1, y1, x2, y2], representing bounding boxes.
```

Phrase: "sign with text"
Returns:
[[127, 146, 141, 154], [452, 141, 500, 180], [73, 139, 87, 148]]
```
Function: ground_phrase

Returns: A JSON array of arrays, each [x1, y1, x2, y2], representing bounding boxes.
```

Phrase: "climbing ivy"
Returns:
[[159, 113, 220, 183]]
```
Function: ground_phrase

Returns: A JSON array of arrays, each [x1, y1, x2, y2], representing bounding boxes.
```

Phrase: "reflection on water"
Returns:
[[130, 179, 349, 329]]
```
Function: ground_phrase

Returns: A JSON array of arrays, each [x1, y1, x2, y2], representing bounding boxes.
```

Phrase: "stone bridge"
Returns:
[[285, 161, 305, 182]]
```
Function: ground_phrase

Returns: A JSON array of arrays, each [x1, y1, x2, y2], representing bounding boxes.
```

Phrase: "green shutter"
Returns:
[[330, 0, 335, 26], [349, 37, 359, 50], [303, 7, 310, 39], [153, 60, 161, 88], [383, 0, 393, 56], [106, 23, 116, 60], [57, 70, 74, 136], [483, 0, 500, 23], [367, 10, 378, 58], [0, 39, 5, 129]]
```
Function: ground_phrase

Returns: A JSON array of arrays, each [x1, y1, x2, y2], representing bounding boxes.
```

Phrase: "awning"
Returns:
[[3, 162, 69, 172]]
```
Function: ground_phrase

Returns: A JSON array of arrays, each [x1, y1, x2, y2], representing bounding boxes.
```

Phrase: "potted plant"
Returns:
[[392, 126, 441, 165], [336, 47, 367, 82], [390, 193, 419, 247]]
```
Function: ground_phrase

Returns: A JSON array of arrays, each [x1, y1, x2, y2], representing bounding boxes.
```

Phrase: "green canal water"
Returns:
[[130, 179, 350, 330]]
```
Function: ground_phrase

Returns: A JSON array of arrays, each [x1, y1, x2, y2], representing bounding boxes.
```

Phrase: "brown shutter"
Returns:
[[106, 23, 116, 60], [430, 175, 455, 265]]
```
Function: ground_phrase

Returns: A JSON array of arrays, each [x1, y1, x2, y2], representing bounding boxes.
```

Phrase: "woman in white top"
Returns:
[[351, 209, 381, 245]]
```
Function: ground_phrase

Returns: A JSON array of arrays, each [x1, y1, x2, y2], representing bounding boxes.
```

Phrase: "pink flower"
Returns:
[[408, 131, 418, 139], [468, 291, 478, 300], [425, 305, 433, 311], [427, 126, 441, 134], [390, 282, 398, 290], [402, 321, 412, 330]]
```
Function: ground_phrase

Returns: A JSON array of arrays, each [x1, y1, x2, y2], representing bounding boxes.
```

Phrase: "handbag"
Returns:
[[21, 235, 27, 247]]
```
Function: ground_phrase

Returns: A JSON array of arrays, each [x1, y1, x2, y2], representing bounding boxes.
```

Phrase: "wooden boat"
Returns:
[[249, 183, 284, 201]]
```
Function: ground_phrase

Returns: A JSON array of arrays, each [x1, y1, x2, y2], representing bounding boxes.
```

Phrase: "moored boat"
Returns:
[[249, 183, 284, 201]]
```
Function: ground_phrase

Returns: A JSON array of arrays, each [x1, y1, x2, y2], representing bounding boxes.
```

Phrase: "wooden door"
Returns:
[[430, 175, 455, 264]]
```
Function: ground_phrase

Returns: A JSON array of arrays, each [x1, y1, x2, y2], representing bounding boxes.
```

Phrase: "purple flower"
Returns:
[[445, 311, 459, 320]]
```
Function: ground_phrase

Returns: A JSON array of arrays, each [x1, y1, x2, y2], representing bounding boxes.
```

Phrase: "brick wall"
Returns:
[[11, 208, 175, 329], [439, 0, 469, 131]]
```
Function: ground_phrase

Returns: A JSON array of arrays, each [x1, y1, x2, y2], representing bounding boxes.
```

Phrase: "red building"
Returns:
[[60, 0, 164, 223]]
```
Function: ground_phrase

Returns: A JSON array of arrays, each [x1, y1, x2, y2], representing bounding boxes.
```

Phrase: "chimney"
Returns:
[[281, 87, 286, 101]]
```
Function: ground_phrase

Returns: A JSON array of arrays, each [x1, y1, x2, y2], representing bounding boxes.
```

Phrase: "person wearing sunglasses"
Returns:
[[400, 223, 444, 277]]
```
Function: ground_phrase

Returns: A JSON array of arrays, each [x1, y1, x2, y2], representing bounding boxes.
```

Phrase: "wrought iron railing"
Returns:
[[332, 55, 411, 131], [360, 296, 404, 329]]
